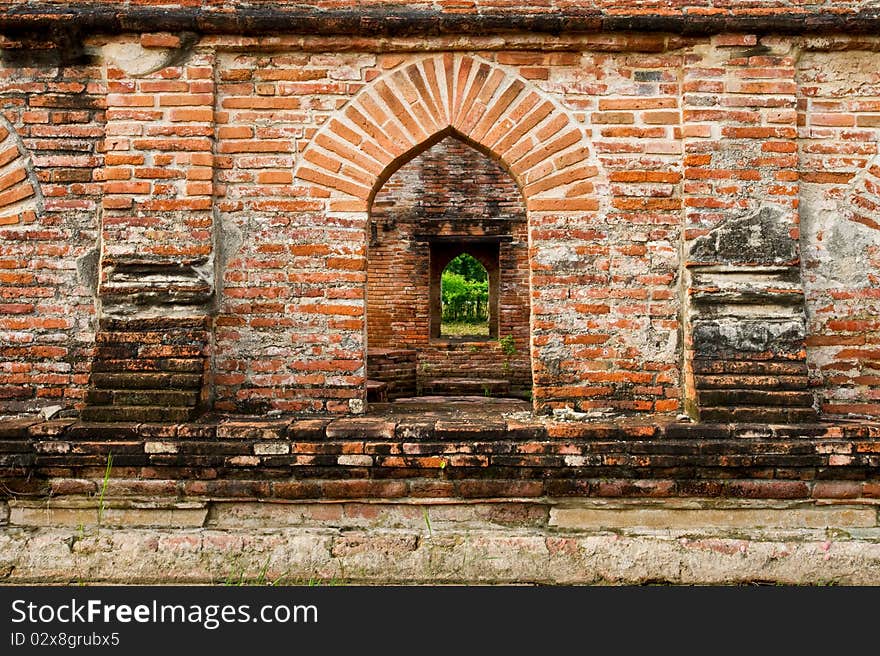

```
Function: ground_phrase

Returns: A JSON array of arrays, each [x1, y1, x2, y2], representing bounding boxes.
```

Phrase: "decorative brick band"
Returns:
[[295, 53, 598, 212]]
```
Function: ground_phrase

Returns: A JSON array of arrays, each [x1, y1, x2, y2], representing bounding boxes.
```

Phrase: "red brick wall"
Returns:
[[0, 48, 103, 414], [0, 29, 878, 420], [100, 36, 215, 306], [213, 51, 381, 414]]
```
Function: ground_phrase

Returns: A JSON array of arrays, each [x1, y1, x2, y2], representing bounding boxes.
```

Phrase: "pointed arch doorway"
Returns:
[[366, 134, 532, 401], [293, 53, 604, 414]]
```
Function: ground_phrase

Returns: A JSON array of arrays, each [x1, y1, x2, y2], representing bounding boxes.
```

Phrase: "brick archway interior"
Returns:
[[366, 136, 531, 398]]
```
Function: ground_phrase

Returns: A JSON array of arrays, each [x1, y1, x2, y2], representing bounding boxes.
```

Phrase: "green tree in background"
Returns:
[[445, 252, 488, 282], [441, 254, 489, 325]]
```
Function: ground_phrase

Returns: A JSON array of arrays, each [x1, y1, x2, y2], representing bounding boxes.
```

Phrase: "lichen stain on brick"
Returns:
[[687, 205, 798, 267]]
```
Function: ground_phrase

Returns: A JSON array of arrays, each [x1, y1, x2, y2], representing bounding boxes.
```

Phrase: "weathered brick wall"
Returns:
[[572, 49, 682, 415], [290, 50, 687, 414], [2, 413, 878, 501], [100, 34, 215, 311], [0, 44, 103, 414], [0, 20, 877, 419], [797, 46, 880, 418], [3, 3, 880, 588], [213, 50, 380, 414]]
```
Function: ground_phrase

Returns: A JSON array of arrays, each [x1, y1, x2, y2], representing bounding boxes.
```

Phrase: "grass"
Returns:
[[223, 558, 290, 586], [220, 558, 345, 586], [441, 320, 489, 337], [97, 452, 113, 524], [423, 507, 433, 538]]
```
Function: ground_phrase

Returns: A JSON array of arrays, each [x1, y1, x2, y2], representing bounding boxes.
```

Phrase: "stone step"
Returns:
[[85, 389, 200, 407], [90, 372, 202, 390], [94, 344, 204, 359], [80, 405, 198, 423], [699, 406, 818, 423], [91, 357, 204, 373], [421, 378, 510, 396], [692, 359, 808, 376], [367, 380, 388, 403], [695, 375, 809, 390], [95, 330, 209, 345], [99, 316, 209, 332], [698, 389, 815, 407]]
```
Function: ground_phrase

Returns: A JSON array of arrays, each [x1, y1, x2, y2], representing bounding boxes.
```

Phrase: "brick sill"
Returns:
[[429, 337, 495, 346]]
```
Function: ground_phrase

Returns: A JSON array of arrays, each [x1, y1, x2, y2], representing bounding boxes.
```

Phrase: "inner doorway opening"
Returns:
[[441, 253, 490, 338]]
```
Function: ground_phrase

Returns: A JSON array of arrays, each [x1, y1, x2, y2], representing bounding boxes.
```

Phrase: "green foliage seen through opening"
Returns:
[[441, 253, 489, 336]]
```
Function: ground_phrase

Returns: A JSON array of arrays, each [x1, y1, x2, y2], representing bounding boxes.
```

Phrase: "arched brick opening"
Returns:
[[366, 135, 530, 398], [0, 114, 42, 226], [294, 53, 602, 412]]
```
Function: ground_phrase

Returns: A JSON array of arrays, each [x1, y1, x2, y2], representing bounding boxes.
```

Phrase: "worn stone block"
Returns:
[[549, 504, 876, 530]]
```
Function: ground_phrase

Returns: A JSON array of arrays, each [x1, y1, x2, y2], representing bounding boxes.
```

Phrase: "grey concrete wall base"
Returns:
[[2, 498, 879, 585]]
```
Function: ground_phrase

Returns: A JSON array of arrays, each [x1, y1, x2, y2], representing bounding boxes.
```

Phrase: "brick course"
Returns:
[[1, 413, 879, 502]]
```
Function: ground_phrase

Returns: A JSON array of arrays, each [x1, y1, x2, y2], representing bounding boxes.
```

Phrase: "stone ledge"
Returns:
[[3, 501, 880, 584], [8, 497, 879, 531], [2, 414, 879, 442], [8, 503, 209, 529], [4, 4, 880, 38], [549, 505, 877, 530]]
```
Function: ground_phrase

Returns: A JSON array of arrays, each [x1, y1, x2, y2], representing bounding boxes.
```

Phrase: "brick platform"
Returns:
[[2, 400, 878, 502], [2, 400, 879, 584]]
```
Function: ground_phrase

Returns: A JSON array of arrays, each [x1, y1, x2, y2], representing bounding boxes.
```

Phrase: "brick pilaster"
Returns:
[[682, 35, 815, 422]]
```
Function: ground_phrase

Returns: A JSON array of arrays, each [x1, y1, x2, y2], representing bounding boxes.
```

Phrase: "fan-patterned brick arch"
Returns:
[[850, 157, 880, 231], [294, 53, 600, 210], [0, 116, 40, 226]]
